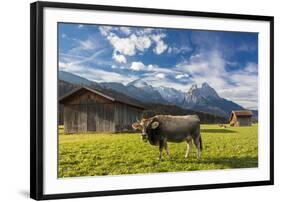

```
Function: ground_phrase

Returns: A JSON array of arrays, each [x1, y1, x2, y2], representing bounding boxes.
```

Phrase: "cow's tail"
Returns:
[[199, 136, 203, 151]]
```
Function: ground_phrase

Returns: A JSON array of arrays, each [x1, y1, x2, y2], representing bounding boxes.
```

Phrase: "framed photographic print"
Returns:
[[30, 1, 274, 200]]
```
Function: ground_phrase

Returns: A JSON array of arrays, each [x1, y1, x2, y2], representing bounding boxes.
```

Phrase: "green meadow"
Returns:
[[58, 124, 258, 178]]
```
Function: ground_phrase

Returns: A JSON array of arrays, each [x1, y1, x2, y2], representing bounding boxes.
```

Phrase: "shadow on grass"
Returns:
[[175, 156, 258, 168], [201, 129, 237, 133], [206, 156, 258, 168]]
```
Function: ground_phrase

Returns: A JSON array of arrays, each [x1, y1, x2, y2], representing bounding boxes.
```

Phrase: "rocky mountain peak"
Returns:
[[186, 82, 220, 99], [199, 82, 220, 99], [188, 84, 198, 95], [202, 82, 211, 89]]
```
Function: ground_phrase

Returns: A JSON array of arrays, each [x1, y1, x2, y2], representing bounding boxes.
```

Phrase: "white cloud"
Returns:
[[151, 33, 168, 54], [136, 28, 155, 35], [155, 73, 166, 79], [59, 59, 138, 85], [59, 61, 85, 72], [119, 27, 131, 35], [218, 82, 258, 110], [142, 74, 191, 92], [130, 34, 152, 52], [175, 73, 189, 79], [99, 26, 132, 36], [154, 40, 168, 54], [168, 46, 192, 54], [112, 52, 127, 63], [106, 33, 152, 56], [174, 49, 258, 109], [99, 26, 116, 36], [175, 50, 226, 79], [59, 49, 113, 73], [130, 61, 146, 71], [147, 64, 175, 74], [79, 39, 94, 50], [244, 62, 258, 74], [68, 39, 95, 55], [99, 26, 168, 58], [80, 68, 138, 84], [151, 33, 165, 42], [106, 34, 136, 56]]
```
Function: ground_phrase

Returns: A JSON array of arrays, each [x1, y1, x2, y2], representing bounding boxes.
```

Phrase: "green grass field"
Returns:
[[58, 124, 258, 178]]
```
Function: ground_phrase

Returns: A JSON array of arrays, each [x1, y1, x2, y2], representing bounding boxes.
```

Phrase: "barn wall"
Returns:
[[87, 103, 115, 132], [237, 117, 252, 126], [64, 104, 87, 133], [230, 113, 252, 127], [62, 90, 115, 133], [62, 89, 144, 133], [114, 103, 143, 132]]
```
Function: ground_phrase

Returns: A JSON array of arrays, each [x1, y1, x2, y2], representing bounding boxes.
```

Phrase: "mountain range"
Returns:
[[59, 71, 253, 118]]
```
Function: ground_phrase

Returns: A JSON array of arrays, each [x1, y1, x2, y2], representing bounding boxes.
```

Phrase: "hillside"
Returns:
[[58, 80, 227, 124]]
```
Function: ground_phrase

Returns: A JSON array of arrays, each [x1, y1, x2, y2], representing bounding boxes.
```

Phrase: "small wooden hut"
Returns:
[[229, 110, 253, 127], [59, 86, 145, 133]]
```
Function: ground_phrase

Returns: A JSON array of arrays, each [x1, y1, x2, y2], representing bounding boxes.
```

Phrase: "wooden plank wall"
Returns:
[[64, 104, 87, 133], [62, 89, 143, 133], [64, 103, 115, 133], [237, 117, 252, 126], [114, 103, 143, 132], [87, 104, 115, 132]]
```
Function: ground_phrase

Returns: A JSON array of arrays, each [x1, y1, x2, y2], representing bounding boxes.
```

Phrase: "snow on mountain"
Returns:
[[127, 79, 150, 88], [155, 86, 185, 105], [101, 79, 166, 104]]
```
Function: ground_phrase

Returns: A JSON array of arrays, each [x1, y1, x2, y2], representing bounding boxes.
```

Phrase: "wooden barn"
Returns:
[[229, 110, 253, 127], [59, 86, 145, 133]]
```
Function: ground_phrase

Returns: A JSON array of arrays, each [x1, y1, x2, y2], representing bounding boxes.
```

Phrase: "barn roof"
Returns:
[[232, 110, 253, 116], [229, 110, 253, 121], [59, 86, 145, 110]]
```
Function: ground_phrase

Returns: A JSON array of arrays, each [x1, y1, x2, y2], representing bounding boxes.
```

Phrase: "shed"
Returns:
[[229, 110, 253, 127], [59, 86, 145, 133]]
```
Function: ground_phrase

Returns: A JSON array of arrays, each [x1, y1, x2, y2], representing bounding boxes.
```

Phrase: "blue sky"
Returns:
[[58, 23, 258, 109]]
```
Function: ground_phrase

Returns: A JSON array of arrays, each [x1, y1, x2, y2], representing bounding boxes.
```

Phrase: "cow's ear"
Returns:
[[132, 122, 142, 130], [151, 121, 159, 129]]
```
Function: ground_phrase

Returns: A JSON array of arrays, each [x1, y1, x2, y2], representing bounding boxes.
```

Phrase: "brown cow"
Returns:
[[132, 115, 202, 160]]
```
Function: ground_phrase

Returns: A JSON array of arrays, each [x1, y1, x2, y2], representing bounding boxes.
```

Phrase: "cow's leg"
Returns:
[[193, 136, 202, 159], [164, 142, 171, 158], [159, 140, 165, 160], [185, 139, 193, 158]]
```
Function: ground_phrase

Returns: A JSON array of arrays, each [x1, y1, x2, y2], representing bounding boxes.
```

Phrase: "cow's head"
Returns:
[[132, 118, 159, 142]]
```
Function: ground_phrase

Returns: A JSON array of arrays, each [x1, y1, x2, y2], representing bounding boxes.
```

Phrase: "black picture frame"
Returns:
[[30, 1, 274, 200]]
